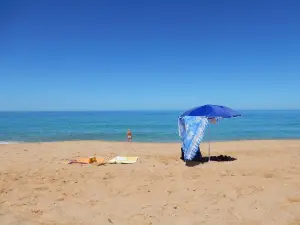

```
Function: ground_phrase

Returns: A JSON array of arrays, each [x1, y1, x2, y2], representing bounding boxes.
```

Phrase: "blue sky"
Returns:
[[1, 0, 299, 110]]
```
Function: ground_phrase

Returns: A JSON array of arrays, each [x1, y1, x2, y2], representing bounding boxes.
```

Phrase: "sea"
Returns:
[[0, 110, 300, 143]]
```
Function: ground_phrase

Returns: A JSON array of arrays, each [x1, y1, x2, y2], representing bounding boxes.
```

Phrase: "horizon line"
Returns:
[[0, 109, 300, 112]]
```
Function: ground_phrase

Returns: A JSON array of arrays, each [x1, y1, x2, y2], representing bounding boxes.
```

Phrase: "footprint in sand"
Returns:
[[264, 173, 274, 179], [288, 197, 300, 203], [56, 197, 64, 201], [31, 209, 43, 215], [34, 186, 49, 191]]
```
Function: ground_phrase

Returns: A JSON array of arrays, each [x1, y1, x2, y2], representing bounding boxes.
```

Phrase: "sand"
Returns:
[[0, 140, 300, 225]]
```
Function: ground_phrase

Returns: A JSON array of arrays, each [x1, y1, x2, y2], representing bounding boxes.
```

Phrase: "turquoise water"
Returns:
[[0, 111, 300, 143]]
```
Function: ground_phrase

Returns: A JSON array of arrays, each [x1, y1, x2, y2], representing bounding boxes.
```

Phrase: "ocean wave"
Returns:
[[0, 141, 21, 144]]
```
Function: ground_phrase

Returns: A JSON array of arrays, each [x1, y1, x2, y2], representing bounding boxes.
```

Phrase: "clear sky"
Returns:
[[1, 0, 299, 111]]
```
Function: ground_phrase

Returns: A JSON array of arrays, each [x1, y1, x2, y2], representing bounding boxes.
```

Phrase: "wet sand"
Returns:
[[0, 140, 300, 225]]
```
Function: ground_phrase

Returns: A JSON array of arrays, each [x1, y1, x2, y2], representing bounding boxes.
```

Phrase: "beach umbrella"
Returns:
[[179, 104, 241, 161], [180, 104, 241, 118]]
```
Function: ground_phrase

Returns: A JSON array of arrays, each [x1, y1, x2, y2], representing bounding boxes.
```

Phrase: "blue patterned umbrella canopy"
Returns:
[[179, 105, 241, 161]]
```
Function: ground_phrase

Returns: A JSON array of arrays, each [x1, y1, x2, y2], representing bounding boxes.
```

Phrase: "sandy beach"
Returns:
[[0, 140, 299, 225]]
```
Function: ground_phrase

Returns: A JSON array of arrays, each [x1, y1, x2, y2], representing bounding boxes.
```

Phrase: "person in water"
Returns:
[[127, 129, 132, 142]]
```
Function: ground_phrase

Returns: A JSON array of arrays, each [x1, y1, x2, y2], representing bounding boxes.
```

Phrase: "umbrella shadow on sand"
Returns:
[[184, 155, 237, 167]]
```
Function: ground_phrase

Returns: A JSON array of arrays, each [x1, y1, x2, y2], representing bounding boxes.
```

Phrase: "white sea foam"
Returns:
[[0, 141, 20, 144]]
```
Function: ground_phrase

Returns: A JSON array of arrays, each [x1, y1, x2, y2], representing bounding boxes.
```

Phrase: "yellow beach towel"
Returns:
[[108, 156, 138, 164]]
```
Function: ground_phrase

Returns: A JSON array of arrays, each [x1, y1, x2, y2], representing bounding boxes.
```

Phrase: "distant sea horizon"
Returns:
[[1, 110, 300, 143]]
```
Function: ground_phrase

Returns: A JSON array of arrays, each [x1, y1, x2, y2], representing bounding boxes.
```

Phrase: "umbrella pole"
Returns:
[[208, 124, 211, 162], [208, 142, 211, 162]]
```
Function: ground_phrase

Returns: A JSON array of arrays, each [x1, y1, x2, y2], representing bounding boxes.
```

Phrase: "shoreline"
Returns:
[[1, 138, 300, 145]]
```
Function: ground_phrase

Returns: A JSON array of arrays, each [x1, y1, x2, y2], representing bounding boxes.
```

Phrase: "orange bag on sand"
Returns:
[[77, 158, 91, 164], [77, 157, 96, 164]]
